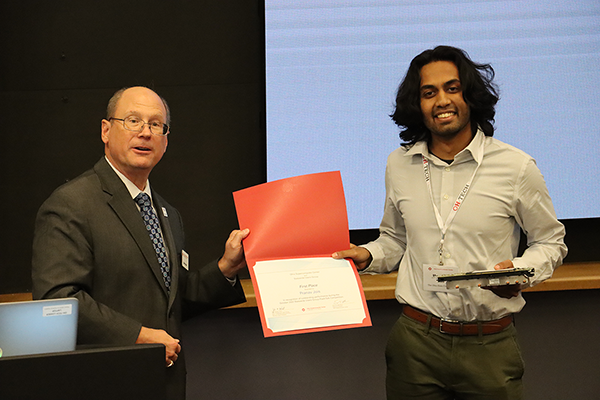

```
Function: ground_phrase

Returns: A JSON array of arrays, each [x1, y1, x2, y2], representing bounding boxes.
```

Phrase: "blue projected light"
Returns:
[[266, 1, 600, 229]]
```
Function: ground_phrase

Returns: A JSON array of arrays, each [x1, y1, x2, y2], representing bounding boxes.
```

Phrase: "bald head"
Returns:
[[107, 86, 171, 125]]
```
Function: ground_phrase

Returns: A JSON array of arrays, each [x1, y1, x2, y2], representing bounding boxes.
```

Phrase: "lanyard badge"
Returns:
[[422, 141, 485, 265]]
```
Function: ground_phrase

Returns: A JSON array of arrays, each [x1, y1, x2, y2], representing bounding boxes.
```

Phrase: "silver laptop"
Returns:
[[0, 298, 78, 358]]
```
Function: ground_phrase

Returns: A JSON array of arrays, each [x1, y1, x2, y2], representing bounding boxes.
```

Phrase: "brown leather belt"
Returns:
[[402, 305, 513, 336]]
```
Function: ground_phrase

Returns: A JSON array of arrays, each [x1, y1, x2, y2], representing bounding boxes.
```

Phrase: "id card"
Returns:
[[423, 264, 458, 292], [182, 250, 189, 270]]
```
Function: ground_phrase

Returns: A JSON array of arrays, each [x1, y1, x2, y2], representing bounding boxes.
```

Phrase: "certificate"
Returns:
[[233, 171, 371, 337], [254, 258, 367, 333]]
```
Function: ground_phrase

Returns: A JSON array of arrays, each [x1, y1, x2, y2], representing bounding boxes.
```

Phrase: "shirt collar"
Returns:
[[405, 127, 485, 165], [104, 156, 152, 201]]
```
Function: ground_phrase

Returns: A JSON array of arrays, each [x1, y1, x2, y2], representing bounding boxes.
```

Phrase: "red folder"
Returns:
[[233, 171, 371, 337]]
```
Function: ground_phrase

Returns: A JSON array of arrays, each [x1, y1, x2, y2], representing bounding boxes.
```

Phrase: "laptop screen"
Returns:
[[0, 298, 78, 357]]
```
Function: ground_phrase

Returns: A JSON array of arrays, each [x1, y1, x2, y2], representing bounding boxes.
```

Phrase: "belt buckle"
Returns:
[[439, 317, 461, 334]]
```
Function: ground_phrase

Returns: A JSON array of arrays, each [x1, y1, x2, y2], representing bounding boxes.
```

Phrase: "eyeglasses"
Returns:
[[109, 116, 170, 136]]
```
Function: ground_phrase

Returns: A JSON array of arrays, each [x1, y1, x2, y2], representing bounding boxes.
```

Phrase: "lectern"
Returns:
[[0, 344, 165, 400]]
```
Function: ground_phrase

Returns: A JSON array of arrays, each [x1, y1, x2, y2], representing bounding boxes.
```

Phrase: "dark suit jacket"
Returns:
[[32, 157, 245, 399]]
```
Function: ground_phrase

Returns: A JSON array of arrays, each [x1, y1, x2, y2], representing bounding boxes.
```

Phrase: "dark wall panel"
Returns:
[[183, 292, 600, 400], [0, 1, 262, 91], [0, 0, 265, 294]]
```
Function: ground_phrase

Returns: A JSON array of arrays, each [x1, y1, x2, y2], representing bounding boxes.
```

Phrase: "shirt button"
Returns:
[[445, 167, 451, 172], [445, 253, 451, 259], [443, 194, 449, 200]]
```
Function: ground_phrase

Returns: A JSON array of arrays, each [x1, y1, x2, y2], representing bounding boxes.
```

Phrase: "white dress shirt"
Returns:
[[362, 129, 567, 321], [104, 157, 152, 205]]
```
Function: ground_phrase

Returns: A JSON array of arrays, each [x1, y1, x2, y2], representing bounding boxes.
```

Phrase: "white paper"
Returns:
[[253, 257, 367, 333]]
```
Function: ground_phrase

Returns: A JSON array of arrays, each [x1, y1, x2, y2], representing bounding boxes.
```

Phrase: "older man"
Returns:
[[33, 86, 249, 400]]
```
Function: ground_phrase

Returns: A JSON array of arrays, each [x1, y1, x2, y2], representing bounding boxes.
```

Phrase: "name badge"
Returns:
[[182, 250, 189, 270], [423, 264, 458, 292]]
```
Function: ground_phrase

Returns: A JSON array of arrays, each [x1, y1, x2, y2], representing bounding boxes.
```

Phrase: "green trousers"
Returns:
[[385, 313, 524, 400]]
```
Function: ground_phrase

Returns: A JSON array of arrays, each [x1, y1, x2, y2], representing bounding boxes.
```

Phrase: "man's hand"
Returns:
[[218, 228, 250, 279], [482, 259, 522, 299], [136, 326, 181, 367], [332, 244, 373, 271]]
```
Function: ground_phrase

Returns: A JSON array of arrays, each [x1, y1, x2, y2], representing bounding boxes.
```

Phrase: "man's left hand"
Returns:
[[482, 259, 522, 299], [218, 228, 250, 279]]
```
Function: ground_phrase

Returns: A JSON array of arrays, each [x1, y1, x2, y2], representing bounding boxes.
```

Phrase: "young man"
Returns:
[[334, 46, 567, 399]]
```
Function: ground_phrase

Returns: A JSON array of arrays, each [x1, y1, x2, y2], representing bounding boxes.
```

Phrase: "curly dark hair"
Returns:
[[391, 46, 499, 145]]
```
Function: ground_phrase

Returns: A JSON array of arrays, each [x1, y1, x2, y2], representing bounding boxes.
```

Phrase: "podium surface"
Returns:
[[0, 344, 165, 400]]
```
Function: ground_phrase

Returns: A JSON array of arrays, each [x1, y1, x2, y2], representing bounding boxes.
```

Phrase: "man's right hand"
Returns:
[[332, 244, 373, 271], [136, 326, 181, 367], [218, 228, 250, 279]]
